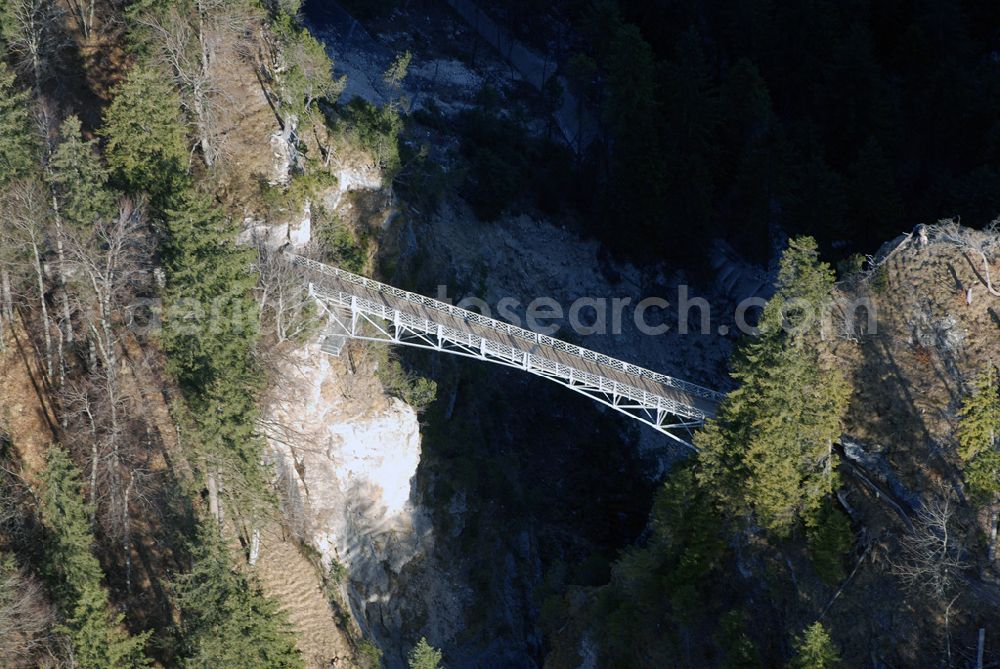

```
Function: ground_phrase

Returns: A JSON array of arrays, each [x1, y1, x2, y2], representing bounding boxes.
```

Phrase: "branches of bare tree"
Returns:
[[0, 0, 68, 94], [893, 497, 968, 602], [0, 178, 56, 379], [134, 0, 262, 168], [65, 196, 151, 372], [0, 558, 60, 668], [936, 219, 1000, 298], [59, 361, 155, 596], [0, 452, 65, 668], [254, 242, 322, 345], [892, 497, 970, 667], [54, 196, 155, 593], [64, 0, 97, 39]]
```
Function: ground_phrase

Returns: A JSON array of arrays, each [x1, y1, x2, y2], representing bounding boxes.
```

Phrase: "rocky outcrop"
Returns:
[[322, 163, 383, 212], [266, 343, 426, 556], [240, 162, 383, 252], [240, 199, 314, 251], [263, 342, 449, 661], [270, 129, 297, 187]]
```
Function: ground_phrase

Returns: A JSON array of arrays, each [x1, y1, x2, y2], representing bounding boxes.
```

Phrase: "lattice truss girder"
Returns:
[[310, 285, 705, 449]]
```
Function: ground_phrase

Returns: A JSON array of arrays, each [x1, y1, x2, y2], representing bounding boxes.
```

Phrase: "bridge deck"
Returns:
[[288, 253, 722, 421]]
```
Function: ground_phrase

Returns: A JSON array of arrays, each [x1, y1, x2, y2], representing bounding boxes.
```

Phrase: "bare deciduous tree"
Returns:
[[0, 178, 55, 379], [0, 0, 66, 93], [893, 497, 969, 667], [60, 362, 152, 596], [65, 196, 151, 373], [135, 0, 260, 168], [937, 219, 1000, 299], [894, 497, 967, 600], [57, 197, 153, 593], [255, 242, 321, 344], [0, 560, 58, 668], [65, 0, 97, 39]]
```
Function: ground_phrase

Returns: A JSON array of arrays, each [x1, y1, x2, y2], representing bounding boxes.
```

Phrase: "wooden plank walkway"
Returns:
[[286, 253, 723, 421]]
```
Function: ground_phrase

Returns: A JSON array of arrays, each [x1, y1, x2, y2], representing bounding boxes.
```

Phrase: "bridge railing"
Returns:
[[285, 252, 726, 403], [311, 285, 708, 421]]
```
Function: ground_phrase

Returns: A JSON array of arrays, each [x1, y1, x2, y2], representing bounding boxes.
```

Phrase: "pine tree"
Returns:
[[957, 367, 1000, 561], [651, 463, 727, 617], [719, 58, 782, 260], [173, 522, 302, 669], [603, 21, 666, 253], [39, 446, 151, 668], [660, 28, 721, 240], [102, 64, 188, 200], [697, 237, 850, 535], [957, 366, 1000, 501], [790, 622, 840, 669], [0, 61, 36, 183], [847, 137, 904, 241], [718, 610, 763, 669], [785, 139, 848, 243], [49, 115, 115, 229], [408, 637, 443, 669], [805, 499, 853, 584], [592, 462, 728, 665], [160, 189, 265, 499], [39, 446, 102, 604]]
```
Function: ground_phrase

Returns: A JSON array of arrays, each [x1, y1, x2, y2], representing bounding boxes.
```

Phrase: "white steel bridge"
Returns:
[[285, 252, 724, 448]]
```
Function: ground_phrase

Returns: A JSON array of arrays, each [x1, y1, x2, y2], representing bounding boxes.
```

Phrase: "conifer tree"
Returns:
[[408, 637, 444, 669], [805, 499, 853, 584], [957, 366, 1000, 501], [697, 237, 850, 535], [603, 22, 664, 250], [39, 446, 101, 603], [160, 189, 264, 500], [957, 367, 1000, 559], [593, 462, 727, 665], [173, 522, 302, 669], [49, 115, 115, 229], [102, 64, 188, 200], [39, 446, 150, 669], [718, 610, 763, 669], [660, 28, 721, 237], [847, 137, 904, 241], [0, 61, 36, 183], [789, 622, 840, 669]]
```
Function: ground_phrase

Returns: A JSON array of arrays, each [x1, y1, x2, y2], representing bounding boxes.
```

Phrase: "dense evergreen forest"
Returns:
[[0, 0, 345, 665], [396, 0, 1000, 264]]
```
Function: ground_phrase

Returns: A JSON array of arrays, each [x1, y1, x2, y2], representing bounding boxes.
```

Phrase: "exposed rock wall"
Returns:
[[263, 342, 451, 663], [322, 163, 383, 213], [240, 162, 383, 251]]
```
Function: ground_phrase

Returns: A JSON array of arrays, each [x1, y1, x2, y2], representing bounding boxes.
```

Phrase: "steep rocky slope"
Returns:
[[256, 527, 357, 667], [544, 223, 1000, 668]]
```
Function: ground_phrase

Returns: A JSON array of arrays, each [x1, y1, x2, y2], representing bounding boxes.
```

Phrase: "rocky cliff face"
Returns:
[[267, 344, 421, 542], [248, 120, 469, 666], [240, 161, 383, 252], [263, 340, 435, 627]]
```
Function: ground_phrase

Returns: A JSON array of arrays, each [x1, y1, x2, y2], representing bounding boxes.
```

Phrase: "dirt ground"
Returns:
[[824, 225, 1000, 666], [0, 317, 58, 481]]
